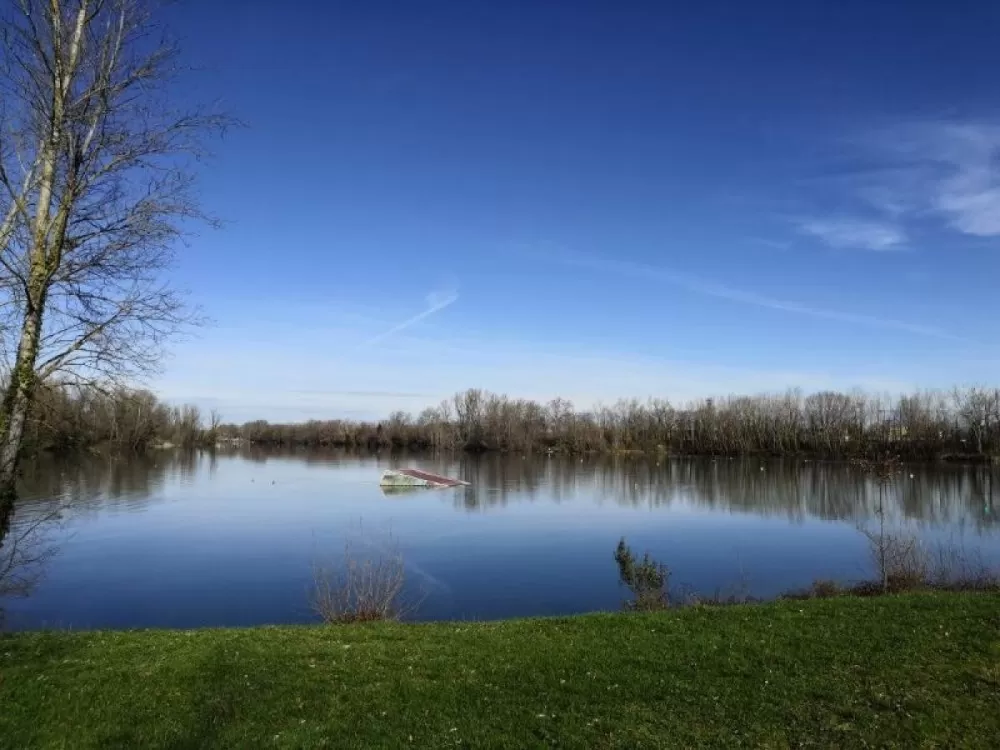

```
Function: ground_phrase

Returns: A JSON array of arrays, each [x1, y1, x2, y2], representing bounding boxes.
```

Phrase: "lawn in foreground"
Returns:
[[2, 593, 998, 748]]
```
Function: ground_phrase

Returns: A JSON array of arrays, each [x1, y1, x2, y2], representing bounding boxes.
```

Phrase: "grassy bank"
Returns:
[[2, 594, 999, 748]]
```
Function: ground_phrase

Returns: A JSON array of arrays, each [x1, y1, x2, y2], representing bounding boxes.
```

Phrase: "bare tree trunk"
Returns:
[[0, 489, 12, 536], [0, 300, 46, 502]]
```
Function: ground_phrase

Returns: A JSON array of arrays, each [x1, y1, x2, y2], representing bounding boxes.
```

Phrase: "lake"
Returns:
[[2, 449, 998, 630]]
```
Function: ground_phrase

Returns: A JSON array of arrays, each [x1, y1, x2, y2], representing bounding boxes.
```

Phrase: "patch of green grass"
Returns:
[[2, 593, 999, 748]]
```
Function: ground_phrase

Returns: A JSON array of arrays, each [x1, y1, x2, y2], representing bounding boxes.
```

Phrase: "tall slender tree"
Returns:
[[0, 0, 227, 519]]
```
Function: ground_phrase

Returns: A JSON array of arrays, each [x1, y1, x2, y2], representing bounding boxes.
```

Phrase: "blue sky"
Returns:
[[153, 0, 1000, 422]]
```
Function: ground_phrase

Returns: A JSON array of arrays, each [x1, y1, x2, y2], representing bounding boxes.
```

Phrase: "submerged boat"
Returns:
[[379, 468, 469, 489]]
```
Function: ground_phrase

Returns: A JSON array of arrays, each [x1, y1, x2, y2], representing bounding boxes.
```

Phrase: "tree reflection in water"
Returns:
[[448, 454, 1000, 529]]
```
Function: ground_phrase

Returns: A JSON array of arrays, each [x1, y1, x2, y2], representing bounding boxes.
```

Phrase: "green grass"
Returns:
[[2, 594, 999, 749]]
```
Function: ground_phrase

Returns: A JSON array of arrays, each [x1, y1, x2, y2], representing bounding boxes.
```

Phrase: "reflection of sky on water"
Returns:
[[2, 450, 998, 630]]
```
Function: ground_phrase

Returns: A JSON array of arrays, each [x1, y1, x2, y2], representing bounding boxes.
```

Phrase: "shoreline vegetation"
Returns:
[[2, 593, 998, 748], [305, 525, 1000, 629], [26, 383, 1000, 461]]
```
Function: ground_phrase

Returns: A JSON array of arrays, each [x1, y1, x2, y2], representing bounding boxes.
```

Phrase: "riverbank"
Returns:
[[2, 593, 998, 748]]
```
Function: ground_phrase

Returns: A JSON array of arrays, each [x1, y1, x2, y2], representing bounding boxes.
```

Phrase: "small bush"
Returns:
[[311, 532, 416, 624], [857, 525, 998, 594], [858, 528, 928, 591], [811, 579, 844, 598], [927, 543, 1000, 592], [850, 580, 887, 597], [781, 579, 844, 600], [782, 541, 1000, 600], [614, 538, 669, 611]]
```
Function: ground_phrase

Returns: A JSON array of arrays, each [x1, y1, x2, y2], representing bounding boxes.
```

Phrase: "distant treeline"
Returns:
[[24, 384, 1000, 460], [219, 387, 1000, 460], [24, 383, 217, 453]]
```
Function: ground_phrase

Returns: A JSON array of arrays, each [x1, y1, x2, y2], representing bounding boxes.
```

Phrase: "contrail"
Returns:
[[549, 252, 973, 344], [362, 291, 458, 346]]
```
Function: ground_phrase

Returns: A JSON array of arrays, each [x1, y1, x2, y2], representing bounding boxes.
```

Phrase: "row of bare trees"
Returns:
[[23, 382, 213, 451], [219, 387, 1000, 460]]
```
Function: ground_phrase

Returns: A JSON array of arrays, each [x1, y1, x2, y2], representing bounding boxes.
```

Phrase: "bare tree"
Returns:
[[953, 386, 998, 455], [0, 0, 229, 513], [854, 454, 906, 592]]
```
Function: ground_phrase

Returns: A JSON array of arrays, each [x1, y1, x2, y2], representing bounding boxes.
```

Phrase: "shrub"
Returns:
[[614, 538, 669, 611], [311, 532, 416, 624]]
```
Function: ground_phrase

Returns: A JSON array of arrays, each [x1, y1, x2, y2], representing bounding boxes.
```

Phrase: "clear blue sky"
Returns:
[[153, 0, 1000, 423]]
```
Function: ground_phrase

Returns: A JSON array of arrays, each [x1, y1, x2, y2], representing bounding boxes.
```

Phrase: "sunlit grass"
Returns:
[[2, 593, 998, 748]]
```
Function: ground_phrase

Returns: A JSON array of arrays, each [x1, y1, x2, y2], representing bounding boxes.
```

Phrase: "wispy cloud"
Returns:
[[549, 252, 969, 343], [797, 218, 905, 251], [800, 120, 1000, 246], [923, 123, 1000, 236], [361, 289, 458, 347]]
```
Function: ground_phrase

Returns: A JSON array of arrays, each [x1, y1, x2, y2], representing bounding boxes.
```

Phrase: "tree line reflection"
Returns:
[[9, 449, 1000, 530], [445, 454, 999, 530]]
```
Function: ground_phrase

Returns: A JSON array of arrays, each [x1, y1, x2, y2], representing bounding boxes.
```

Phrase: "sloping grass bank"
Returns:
[[2, 594, 999, 749]]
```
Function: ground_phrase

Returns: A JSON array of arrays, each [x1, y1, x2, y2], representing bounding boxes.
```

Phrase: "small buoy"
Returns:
[[909, 474, 914, 479]]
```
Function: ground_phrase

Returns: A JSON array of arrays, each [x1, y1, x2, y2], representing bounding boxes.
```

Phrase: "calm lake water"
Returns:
[[2, 450, 999, 630]]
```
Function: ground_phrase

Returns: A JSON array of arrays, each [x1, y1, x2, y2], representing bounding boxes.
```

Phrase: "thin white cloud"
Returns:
[[797, 218, 905, 251], [917, 122, 1000, 236], [778, 120, 1000, 249], [549, 252, 970, 343], [861, 120, 1000, 238], [361, 290, 458, 347]]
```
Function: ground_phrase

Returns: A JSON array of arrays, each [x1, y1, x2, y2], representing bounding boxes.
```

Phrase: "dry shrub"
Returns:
[[855, 529, 999, 594], [311, 532, 418, 624], [927, 543, 1000, 592], [781, 579, 845, 600], [810, 579, 844, 598], [858, 525, 928, 592]]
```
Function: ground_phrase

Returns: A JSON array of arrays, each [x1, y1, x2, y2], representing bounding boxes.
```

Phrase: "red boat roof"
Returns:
[[395, 468, 467, 486]]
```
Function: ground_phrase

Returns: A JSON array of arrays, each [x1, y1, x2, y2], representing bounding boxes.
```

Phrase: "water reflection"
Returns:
[[0, 497, 66, 628], [17, 449, 998, 528], [1, 448, 997, 630], [18, 450, 202, 513], [444, 455, 998, 529], [1, 447, 994, 532], [2, 450, 206, 625]]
